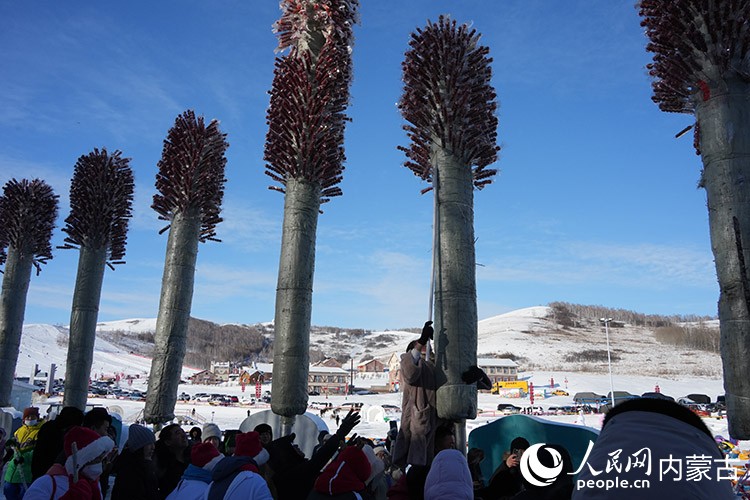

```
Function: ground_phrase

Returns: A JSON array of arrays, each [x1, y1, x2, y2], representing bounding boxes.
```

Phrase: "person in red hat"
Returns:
[[23, 425, 114, 500], [309, 444, 372, 499], [3, 407, 44, 499], [206, 431, 272, 500], [165, 442, 224, 500]]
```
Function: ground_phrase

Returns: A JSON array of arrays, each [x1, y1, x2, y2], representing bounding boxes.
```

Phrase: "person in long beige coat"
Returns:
[[392, 321, 442, 468]]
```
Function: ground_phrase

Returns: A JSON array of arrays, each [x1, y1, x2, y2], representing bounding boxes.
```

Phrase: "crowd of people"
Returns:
[[1, 403, 404, 500], [0, 321, 736, 499]]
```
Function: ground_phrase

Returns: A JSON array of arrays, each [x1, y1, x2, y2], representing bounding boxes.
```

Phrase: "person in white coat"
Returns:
[[165, 442, 223, 500], [23, 426, 114, 500], [205, 431, 272, 500]]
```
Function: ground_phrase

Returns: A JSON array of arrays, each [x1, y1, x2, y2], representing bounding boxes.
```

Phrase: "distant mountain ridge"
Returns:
[[19, 303, 722, 380]]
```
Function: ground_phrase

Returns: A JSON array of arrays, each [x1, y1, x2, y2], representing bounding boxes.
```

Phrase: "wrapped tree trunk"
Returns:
[[0, 248, 34, 406], [145, 209, 201, 422], [697, 79, 750, 436], [144, 110, 228, 424], [639, 0, 750, 437], [62, 148, 134, 410], [272, 179, 321, 420], [64, 246, 107, 409], [399, 17, 499, 436], [264, 0, 358, 427], [0, 179, 58, 407], [432, 146, 478, 420]]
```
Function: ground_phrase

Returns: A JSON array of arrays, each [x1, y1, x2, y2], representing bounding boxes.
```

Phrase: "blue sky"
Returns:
[[0, 1, 717, 330]]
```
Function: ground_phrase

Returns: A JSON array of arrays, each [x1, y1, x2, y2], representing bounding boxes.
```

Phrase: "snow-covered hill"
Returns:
[[14, 323, 197, 381], [358, 306, 722, 379], [13, 305, 722, 383]]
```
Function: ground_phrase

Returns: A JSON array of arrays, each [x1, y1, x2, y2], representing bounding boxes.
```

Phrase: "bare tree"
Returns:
[[639, 0, 750, 438], [0, 179, 58, 406], [145, 110, 228, 424], [264, 0, 358, 432], [60, 149, 134, 410], [399, 16, 499, 425]]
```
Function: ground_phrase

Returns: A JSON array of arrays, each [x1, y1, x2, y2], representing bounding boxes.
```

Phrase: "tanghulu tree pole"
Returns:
[[145, 110, 228, 424], [264, 0, 358, 434], [61, 149, 134, 410], [0, 179, 58, 406], [398, 16, 499, 448], [639, 1, 750, 438]]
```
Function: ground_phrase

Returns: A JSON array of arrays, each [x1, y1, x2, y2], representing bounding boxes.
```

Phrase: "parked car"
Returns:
[[178, 392, 191, 401], [341, 402, 364, 409], [551, 389, 569, 396], [496, 403, 521, 414]]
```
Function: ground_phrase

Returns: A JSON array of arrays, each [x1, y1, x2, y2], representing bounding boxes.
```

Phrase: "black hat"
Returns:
[[254, 423, 272, 435], [83, 407, 111, 428], [510, 437, 530, 451]]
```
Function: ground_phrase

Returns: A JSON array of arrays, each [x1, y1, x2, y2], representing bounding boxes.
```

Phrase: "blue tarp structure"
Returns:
[[467, 414, 599, 485]]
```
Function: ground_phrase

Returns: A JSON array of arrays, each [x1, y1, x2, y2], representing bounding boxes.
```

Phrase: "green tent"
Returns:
[[468, 414, 599, 485]]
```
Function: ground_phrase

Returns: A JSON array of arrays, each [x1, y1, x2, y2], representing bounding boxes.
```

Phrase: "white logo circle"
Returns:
[[519, 443, 564, 487]]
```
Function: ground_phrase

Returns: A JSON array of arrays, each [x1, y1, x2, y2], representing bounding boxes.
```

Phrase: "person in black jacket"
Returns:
[[478, 436, 530, 500], [267, 410, 361, 500], [30, 406, 83, 480], [112, 424, 158, 500], [153, 424, 190, 499]]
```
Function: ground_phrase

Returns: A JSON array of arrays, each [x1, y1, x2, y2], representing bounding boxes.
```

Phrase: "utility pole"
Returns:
[[600, 318, 616, 407]]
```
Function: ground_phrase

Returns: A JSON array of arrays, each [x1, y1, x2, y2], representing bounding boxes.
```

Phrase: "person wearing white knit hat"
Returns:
[[23, 426, 114, 500], [203, 423, 223, 452]]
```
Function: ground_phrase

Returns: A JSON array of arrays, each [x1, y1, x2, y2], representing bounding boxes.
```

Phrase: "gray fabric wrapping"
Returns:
[[271, 178, 321, 419], [696, 79, 750, 438], [64, 245, 107, 410], [0, 247, 34, 407], [145, 209, 201, 423]]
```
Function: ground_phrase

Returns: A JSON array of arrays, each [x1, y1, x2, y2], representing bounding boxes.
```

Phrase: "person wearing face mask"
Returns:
[[31, 406, 84, 481], [3, 407, 44, 499], [23, 425, 115, 500]]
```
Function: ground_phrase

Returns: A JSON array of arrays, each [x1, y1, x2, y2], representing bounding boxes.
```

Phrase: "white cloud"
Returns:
[[216, 199, 280, 251], [478, 240, 715, 289]]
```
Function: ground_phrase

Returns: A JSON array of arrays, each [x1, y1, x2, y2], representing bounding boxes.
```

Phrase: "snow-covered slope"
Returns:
[[14, 305, 722, 384], [15, 323, 197, 380], [95, 317, 158, 333], [359, 306, 722, 379]]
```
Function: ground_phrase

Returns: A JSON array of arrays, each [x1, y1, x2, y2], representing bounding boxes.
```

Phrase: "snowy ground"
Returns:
[[13, 306, 731, 443], [9, 307, 737, 464], [27, 368, 731, 445]]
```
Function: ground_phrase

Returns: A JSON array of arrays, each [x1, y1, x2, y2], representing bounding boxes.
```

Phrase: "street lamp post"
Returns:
[[600, 318, 616, 408]]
